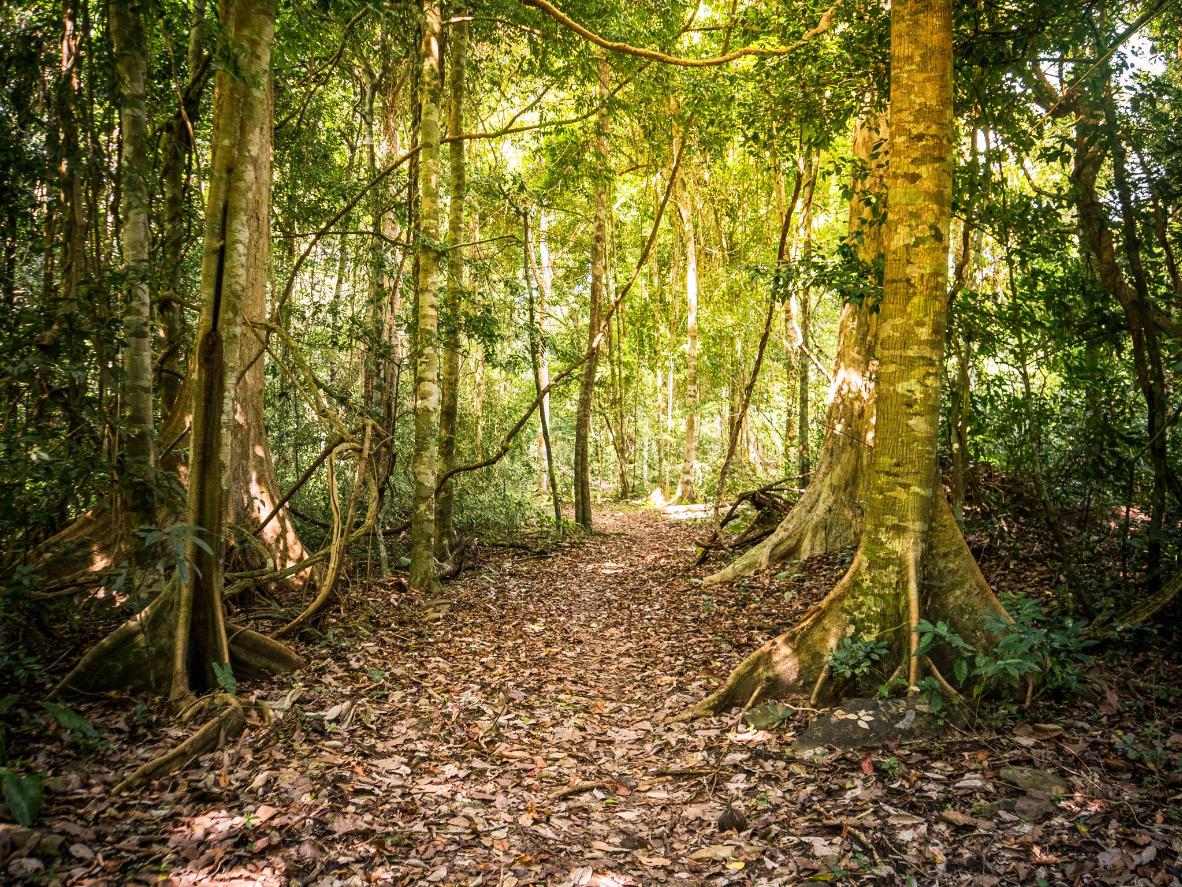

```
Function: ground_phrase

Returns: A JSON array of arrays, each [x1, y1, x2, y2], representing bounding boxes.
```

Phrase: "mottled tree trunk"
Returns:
[[687, 0, 1004, 717], [408, 0, 443, 591], [573, 55, 610, 529], [58, 0, 87, 309], [435, 17, 466, 558], [110, 0, 155, 540], [674, 161, 699, 504]]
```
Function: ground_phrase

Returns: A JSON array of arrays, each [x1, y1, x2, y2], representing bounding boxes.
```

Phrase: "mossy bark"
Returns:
[[687, 0, 1004, 719], [409, 0, 444, 592], [435, 17, 467, 558], [110, 0, 156, 541]]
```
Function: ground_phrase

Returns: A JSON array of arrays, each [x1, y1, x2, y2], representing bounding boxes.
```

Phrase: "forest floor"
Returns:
[[5, 506, 1182, 885]]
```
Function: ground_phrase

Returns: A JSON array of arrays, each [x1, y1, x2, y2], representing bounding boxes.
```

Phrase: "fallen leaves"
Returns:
[[3, 508, 1180, 885]]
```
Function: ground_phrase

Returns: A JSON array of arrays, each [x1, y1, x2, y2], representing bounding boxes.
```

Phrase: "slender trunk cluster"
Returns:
[[61, 0, 301, 700]]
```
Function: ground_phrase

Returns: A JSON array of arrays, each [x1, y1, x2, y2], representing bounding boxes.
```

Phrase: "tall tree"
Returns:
[[673, 135, 698, 504], [408, 0, 443, 591], [573, 54, 610, 529], [109, 0, 155, 542], [687, 0, 1006, 716], [435, 15, 467, 558]]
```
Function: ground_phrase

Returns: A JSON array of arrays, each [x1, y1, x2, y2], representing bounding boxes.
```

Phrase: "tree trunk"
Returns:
[[573, 55, 610, 529], [687, 0, 1005, 718], [525, 216, 562, 529], [707, 113, 887, 583], [535, 213, 555, 495], [435, 17, 466, 558], [791, 155, 819, 481], [157, 0, 207, 424], [674, 160, 699, 504], [110, 0, 155, 542], [1071, 94, 1168, 591], [60, 0, 301, 699], [408, 0, 443, 591]]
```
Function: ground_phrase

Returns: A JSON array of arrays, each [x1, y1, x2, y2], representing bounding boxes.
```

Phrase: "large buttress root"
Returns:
[[682, 500, 1008, 721], [704, 460, 863, 585], [677, 561, 859, 720], [56, 582, 303, 696]]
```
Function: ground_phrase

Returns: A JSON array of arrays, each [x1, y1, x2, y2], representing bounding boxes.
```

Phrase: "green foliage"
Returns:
[[212, 661, 238, 696], [914, 596, 1094, 701], [138, 523, 214, 584], [41, 700, 100, 744], [828, 634, 890, 681], [0, 768, 43, 827]]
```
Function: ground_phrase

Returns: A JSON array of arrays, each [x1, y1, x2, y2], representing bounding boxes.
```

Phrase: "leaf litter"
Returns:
[[3, 507, 1181, 884]]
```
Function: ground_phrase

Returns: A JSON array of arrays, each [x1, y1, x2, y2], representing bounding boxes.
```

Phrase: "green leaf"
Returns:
[[1, 769, 43, 826], [0, 694, 19, 716], [953, 658, 969, 685], [41, 700, 99, 740], [212, 661, 237, 695]]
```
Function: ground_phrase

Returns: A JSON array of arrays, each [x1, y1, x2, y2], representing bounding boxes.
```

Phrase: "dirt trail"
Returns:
[[18, 507, 1182, 885]]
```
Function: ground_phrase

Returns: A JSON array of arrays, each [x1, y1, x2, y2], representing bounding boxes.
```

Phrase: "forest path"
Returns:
[[147, 504, 838, 885], [43, 507, 1180, 885]]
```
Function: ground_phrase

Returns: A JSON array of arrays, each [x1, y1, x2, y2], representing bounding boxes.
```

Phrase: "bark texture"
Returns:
[[687, 0, 1005, 718], [409, 0, 443, 591], [435, 17, 466, 558], [110, 0, 155, 538]]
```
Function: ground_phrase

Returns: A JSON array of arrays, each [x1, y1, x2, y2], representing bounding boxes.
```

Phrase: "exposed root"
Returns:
[[703, 471, 862, 585], [114, 694, 260, 792], [1085, 569, 1182, 638], [675, 571, 851, 721], [685, 498, 1009, 720], [275, 426, 377, 638], [57, 581, 303, 696], [924, 656, 963, 701]]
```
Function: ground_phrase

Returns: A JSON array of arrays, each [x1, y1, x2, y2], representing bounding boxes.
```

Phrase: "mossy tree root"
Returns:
[[681, 500, 1010, 721], [114, 694, 257, 792], [56, 582, 303, 696]]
